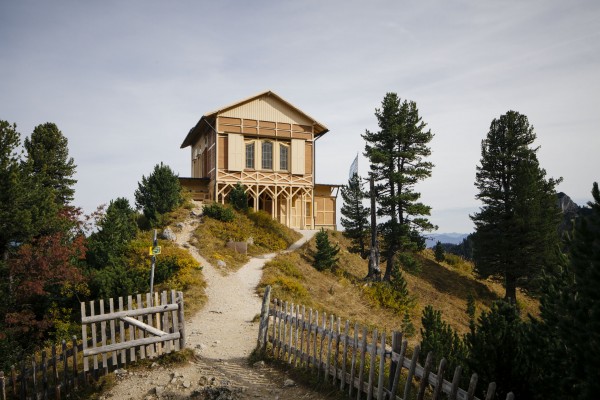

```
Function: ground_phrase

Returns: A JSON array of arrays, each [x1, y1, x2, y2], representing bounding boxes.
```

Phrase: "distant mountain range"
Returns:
[[425, 233, 468, 248]]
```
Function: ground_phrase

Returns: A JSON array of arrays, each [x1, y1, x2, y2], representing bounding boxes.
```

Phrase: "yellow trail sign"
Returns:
[[149, 246, 162, 256]]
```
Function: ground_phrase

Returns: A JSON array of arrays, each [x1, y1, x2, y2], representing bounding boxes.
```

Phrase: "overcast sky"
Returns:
[[1, 0, 599, 233]]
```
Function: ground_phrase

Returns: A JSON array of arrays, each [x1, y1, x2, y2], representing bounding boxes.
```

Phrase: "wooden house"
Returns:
[[180, 91, 338, 230]]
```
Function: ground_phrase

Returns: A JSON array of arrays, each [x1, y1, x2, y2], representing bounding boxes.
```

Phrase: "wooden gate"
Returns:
[[80, 290, 185, 375]]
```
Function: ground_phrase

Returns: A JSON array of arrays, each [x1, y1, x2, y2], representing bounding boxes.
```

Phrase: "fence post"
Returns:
[[257, 286, 271, 352], [389, 331, 402, 390], [177, 291, 186, 349], [0, 371, 5, 400]]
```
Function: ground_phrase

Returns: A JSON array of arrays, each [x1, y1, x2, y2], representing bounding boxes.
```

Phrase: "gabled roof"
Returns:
[[181, 90, 329, 148]]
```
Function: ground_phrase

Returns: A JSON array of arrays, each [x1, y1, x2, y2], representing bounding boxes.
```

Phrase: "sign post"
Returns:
[[149, 229, 158, 305]]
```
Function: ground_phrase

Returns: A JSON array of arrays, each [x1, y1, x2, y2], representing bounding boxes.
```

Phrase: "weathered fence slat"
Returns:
[[357, 326, 367, 400], [340, 320, 350, 391], [376, 332, 386, 400], [366, 328, 377, 400], [127, 295, 136, 362], [325, 315, 333, 383], [136, 294, 146, 360], [171, 290, 180, 352], [417, 351, 434, 400], [432, 358, 447, 400], [100, 299, 109, 373], [349, 323, 359, 397]]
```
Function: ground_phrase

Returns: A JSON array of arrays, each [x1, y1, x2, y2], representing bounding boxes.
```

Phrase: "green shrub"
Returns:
[[229, 182, 248, 211], [263, 276, 309, 302], [134, 163, 182, 226], [313, 229, 340, 271], [398, 252, 421, 273], [203, 203, 235, 222]]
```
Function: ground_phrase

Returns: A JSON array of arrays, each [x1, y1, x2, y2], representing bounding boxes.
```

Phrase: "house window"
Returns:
[[245, 142, 255, 169], [279, 144, 289, 171], [262, 141, 273, 169]]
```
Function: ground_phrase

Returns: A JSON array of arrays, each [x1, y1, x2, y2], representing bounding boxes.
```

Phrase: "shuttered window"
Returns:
[[291, 139, 305, 174], [227, 133, 244, 171]]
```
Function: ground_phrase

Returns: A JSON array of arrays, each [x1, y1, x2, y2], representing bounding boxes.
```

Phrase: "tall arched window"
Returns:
[[262, 141, 273, 170], [279, 144, 289, 171], [245, 142, 255, 169]]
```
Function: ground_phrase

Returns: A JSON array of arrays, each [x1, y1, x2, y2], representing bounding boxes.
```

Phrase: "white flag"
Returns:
[[349, 154, 358, 179]]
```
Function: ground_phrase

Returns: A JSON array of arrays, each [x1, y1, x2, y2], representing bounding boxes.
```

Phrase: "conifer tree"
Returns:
[[313, 229, 340, 271], [434, 240, 445, 262], [24, 123, 77, 205], [229, 182, 248, 212], [340, 173, 369, 257], [471, 111, 561, 303], [87, 197, 138, 270], [363, 93, 436, 281], [537, 182, 600, 399], [420, 305, 468, 380], [135, 162, 183, 226]]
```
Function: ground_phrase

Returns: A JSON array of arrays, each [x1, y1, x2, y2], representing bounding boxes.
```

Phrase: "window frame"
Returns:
[[245, 141, 255, 169], [261, 140, 273, 170], [279, 143, 289, 171]]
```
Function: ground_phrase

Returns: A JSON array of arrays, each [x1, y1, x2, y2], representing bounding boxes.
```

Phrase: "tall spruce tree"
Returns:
[[471, 111, 561, 303], [340, 173, 369, 257], [363, 93, 436, 280], [24, 123, 77, 205], [536, 182, 600, 399]]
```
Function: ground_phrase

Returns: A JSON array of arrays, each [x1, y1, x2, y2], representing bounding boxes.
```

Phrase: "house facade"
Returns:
[[180, 91, 338, 230]]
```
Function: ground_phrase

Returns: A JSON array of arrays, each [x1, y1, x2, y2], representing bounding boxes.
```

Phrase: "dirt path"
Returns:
[[102, 204, 325, 400]]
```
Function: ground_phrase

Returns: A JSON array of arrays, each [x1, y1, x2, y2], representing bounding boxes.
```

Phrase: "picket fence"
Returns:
[[257, 286, 514, 400], [0, 290, 184, 400]]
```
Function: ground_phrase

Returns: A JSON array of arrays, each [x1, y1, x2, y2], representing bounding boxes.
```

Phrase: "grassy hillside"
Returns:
[[257, 230, 539, 345], [192, 207, 301, 272]]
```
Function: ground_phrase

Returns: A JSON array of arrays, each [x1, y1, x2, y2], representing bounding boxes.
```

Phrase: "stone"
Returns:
[[154, 386, 165, 396], [283, 378, 295, 387], [170, 377, 177, 384], [196, 343, 207, 350], [253, 361, 266, 369], [217, 260, 226, 268], [246, 237, 254, 245], [198, 376, 208, 386], [183, 381, 191, 388], [161, 228, 177, 241], [114, 368, 127, 375], [151, 362, 159, 368], [175, 222, 185, 228]]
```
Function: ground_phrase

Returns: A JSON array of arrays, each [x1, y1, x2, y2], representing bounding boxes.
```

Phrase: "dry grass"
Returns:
[[258, 231, 540, 346], [192, 209, 301, 272]]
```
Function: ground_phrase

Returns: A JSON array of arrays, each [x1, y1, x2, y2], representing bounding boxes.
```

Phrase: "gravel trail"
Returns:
[[102, 203, 323, 399]]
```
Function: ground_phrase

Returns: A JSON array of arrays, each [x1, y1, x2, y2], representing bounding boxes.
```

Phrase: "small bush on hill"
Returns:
[[203, 203, 235, 222], [363, 264, 414, 314], [420, 305, 468, 380], [228, 182, 248, 211], [313, 229, 340, 271]]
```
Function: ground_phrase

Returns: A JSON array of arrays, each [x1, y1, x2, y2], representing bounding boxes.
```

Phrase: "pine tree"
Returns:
[[434, 241, 445, 262], [87, 197, 138, 270], [471, 111, 561, 303], [465, 301, 531, 399], [363, 93, 436, 281], [537, 182, 600, 399], [135, 162, 183, 226], [24, 123, 77, 205], [420, 305, 468, 380], [229, 182, 248, 212], [340, 173, 369, 257], [313, 229, 340, 271]]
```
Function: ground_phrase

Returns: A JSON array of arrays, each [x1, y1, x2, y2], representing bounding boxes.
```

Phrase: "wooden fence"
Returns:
[[257, 286, 515, 400], [0, 290, 185, 400]]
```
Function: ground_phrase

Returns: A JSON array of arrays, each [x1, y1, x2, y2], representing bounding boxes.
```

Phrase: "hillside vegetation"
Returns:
[[192, 205, 301, 272], [256, 230, 539, 344]]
